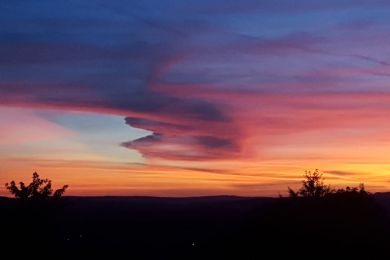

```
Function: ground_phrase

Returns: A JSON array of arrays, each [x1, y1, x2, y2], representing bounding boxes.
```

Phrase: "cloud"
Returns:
[[122, 133, 240, 161], [189, 0, 390, 14], [0, 107, 73, 145], [2, 0, 390, 164], [324, 170, 358, 177], [196, 136, 236, 149]]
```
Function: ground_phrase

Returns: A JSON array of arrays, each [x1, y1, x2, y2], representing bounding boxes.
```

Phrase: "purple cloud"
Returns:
[[2, 0, 390, 162]]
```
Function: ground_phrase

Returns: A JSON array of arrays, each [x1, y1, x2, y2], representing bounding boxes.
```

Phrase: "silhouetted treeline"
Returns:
[[2, 171, 390, 259], [224, 170, 390, 258]]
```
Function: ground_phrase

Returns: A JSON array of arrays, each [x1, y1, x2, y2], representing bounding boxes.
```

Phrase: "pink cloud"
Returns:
[[0, 107, 74, 145]]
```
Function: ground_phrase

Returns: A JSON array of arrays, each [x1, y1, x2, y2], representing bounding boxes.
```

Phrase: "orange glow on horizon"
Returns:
[[2, 155, 390, 197]]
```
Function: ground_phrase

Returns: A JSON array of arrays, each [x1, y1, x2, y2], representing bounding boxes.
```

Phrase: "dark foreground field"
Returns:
[[2, 194, 390, 259]]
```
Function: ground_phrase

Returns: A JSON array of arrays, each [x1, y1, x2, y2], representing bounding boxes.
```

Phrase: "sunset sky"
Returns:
[[2, 0, 390, 196]]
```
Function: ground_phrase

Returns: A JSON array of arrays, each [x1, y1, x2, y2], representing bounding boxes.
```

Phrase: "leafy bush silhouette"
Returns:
[[288, 169, 332, 198], [288, 169, 370, 199], [5, 172, 68, 200]]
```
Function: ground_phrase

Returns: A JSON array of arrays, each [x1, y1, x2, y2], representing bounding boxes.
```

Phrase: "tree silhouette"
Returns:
[[288, 169, 369, 199], [288, 169, 332, 198], [5, 172, 68, 200]]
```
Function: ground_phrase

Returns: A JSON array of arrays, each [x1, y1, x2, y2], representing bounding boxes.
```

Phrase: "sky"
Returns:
[[2, 0, 390, 196]]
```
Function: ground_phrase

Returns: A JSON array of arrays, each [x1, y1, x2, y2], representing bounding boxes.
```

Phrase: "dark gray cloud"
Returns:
[[324, 170, 358, 176], [196, 136, 237, 149]]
